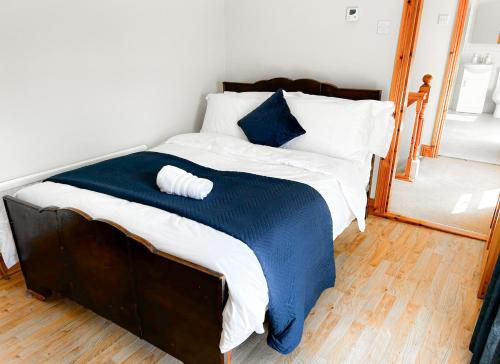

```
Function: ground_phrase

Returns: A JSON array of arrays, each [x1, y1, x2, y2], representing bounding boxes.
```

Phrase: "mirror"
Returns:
[[470, 0, 500, 44]]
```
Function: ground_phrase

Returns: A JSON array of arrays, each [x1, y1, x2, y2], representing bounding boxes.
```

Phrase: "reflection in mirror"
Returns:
[[396, 102, 418, 179], [470, 0, 500, 44], [395, 75, 432, 182]]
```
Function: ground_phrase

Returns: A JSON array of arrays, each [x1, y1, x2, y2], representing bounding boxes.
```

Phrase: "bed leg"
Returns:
[[0, 257, 9, 280], [26, 289, 49, 301], [224, 351, 231, 364]]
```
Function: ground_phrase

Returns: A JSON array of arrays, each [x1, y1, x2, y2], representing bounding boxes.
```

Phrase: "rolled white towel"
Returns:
[[156, 165, 213, 200]]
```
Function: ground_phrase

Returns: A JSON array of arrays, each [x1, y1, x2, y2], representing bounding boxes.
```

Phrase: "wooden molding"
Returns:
[[428, 0, 470, 157], [367, 198, 376, 215], [0, 255, 8, 279], [420, 144, 436, 158], [374, 0, 425, 214], [374, 211, 488, 241], [9, 263, 20, 276], [0, 255, 18, 280], [407, 91, 424, 108], [478, 194, 500, 298], [394, 173, 413, 182], [27, 289, 48, 301]]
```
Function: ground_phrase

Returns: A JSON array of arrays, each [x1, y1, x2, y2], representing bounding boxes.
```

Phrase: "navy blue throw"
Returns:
[[237, 89, 305, 147], [47, 152, 334, 354]]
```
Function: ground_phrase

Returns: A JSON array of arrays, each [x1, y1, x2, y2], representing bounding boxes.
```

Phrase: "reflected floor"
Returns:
[[440, 112, 500, 165], [390, 156, 500, 234]]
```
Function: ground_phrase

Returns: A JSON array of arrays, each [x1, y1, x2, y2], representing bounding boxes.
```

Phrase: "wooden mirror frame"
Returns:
[[421, 0, 470, 157], [373, 0, 425, 214], [373, 0, 487, 241]]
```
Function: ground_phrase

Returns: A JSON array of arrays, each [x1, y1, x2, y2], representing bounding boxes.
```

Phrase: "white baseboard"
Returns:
[[0, 145, 148, 192]]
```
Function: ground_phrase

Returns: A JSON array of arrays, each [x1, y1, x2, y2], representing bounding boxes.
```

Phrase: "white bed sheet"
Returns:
[[3, 132, 368, 352]]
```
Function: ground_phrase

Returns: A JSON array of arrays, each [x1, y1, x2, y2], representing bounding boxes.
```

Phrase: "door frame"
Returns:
[[373, 0, 425, 214], [478, 193, 500, 298], [421, 0, 470, 157]]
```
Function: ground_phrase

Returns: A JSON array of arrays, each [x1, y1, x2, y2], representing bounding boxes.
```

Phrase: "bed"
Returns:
[[3, 78, 391, 364]]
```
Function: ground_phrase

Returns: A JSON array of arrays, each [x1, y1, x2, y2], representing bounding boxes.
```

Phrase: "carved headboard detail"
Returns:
[[223, 77, 382, 101]]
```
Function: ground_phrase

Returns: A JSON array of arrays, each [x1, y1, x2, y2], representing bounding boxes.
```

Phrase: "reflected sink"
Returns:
[[456, 63, 493, 113], [464, 63, 493, 72]]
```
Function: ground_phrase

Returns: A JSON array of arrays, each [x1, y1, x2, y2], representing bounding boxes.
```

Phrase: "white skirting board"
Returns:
[[0, 144, 148, 269], [0, 145, 148, 193]]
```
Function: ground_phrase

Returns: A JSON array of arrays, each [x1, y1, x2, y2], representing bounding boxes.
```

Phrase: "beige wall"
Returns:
[[224, 0, 403, 100], [0, 0, 225, 182]]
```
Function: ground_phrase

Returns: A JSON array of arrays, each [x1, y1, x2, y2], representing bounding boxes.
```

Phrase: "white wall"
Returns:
[[470, 0, 500, 44], [406, 0, 460, 146], [3, 0, 464, 194], [0, 0, 225, 182], [224, 0, 403, 100]]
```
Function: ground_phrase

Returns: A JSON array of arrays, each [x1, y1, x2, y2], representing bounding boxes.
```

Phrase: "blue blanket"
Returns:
[[47, 151, 335, 354]]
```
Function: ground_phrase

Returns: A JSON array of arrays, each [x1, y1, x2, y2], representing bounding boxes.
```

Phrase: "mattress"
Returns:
[[2, 132, 369, 352]]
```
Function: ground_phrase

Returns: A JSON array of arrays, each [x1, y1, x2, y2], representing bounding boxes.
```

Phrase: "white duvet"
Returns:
[[2, 132, 369, 352]]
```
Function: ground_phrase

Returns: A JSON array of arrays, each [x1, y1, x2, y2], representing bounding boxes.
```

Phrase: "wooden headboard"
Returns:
[[223, 77, 382, 101]]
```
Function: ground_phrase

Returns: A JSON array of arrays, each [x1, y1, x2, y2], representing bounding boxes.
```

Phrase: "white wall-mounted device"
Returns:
[[438, 14, 450, 25], [437, 14, 450, 25], [346, 7, 359, 22], [377, 20, 391, 35]]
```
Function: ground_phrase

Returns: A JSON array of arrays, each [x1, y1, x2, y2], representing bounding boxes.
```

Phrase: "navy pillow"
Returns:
[[237, 89, 306, 147]]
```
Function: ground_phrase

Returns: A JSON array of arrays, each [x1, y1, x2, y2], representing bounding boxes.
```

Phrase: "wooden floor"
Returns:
[[0, 216, 485, 363]]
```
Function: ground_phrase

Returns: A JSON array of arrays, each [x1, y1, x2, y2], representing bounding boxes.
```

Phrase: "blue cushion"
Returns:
[[237, 89, 306, 147]]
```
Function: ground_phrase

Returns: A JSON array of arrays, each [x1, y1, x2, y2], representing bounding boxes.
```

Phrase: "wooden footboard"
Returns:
[[3, 196, 230, 364]]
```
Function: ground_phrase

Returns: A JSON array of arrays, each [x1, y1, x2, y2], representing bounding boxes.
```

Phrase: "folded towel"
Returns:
[[156, 165, 213, 200]]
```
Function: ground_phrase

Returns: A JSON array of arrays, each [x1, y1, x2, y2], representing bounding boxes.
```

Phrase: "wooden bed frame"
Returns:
[[3, 78, 381, 364]]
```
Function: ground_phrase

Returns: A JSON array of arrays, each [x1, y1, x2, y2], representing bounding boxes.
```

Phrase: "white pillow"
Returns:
[[367, 101, 395, 158], [283, 98, 375, 162], [201, 93, 265, 139], [285, 91, 350, 103], [201, 91, 307, 140], [284, 94, 395, 159], [202, 92, 395, 159]]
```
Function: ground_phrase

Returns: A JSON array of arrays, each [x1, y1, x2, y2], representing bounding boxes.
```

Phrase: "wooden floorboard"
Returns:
[[0, 216, 484, 363]]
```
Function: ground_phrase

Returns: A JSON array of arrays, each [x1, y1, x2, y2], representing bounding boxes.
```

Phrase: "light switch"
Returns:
[[377, 20, 391, 35], [438, 14, 450, 25]]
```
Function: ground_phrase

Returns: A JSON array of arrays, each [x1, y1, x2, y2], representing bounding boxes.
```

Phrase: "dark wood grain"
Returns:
[[4, 196, 227, 364], [223, 77, 382, 101]]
